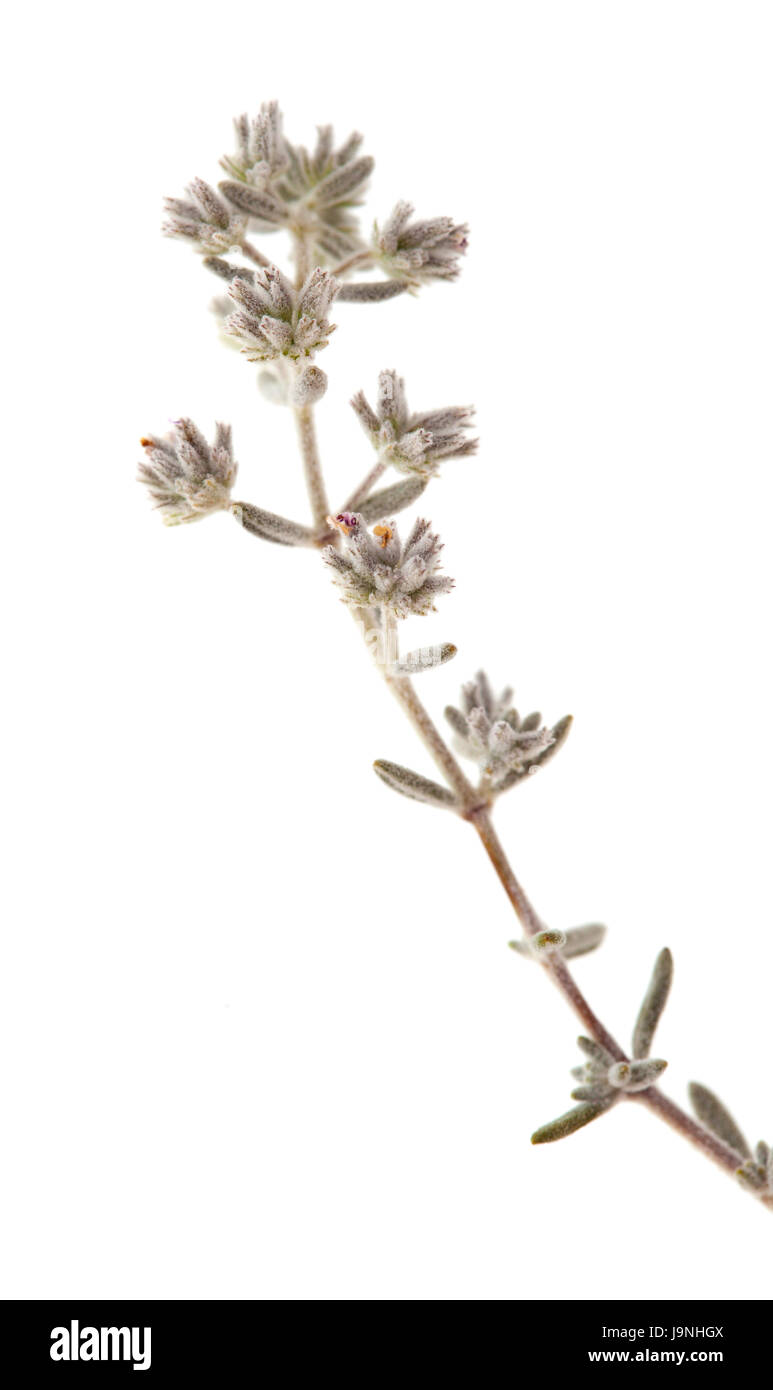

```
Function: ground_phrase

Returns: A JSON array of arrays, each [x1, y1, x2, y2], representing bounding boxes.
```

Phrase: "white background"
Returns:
[[3, 1, 772, 1300]]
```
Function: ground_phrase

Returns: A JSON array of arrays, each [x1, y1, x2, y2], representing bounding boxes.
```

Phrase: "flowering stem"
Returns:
[[242, 239, 271, 268], [331, 249, 373, 277], [341, 459, 387, 512], [282, 297, 772, 1216], [293, 404, 330, 531], [292, 230, 314, 289]]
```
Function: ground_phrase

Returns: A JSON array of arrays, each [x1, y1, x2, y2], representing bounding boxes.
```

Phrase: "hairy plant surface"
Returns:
[[140, 101, 772, 1213]]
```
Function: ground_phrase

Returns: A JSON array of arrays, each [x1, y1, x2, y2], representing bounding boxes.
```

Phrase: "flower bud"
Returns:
[[290, 365, 328, 406]]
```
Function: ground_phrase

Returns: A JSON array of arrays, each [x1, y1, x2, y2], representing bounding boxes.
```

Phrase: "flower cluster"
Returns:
[[220, 100, 288, 185], [444, 671, 569, 792], [351, 370, 477, 480], [372, 201, 468, 286], [138, 419, 236, 526], [219, 105, 373, 263], [163, 178, 248, 256], [226, 265, 338, 363], [323, 513, 453, 618]]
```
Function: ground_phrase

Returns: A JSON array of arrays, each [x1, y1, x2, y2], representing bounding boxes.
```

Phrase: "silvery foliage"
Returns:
[[226, 265, 338, 363], [351, 370, 477, 480], [532, 950, 672, 1144], [444, 671, 571, 794], [138, 420, 236, 526], [372, 201, 469, 286], [323, 513, 453, 618]]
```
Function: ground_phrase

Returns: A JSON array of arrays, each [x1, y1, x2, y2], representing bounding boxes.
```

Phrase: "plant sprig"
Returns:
[[140, 100, 773, 1214]]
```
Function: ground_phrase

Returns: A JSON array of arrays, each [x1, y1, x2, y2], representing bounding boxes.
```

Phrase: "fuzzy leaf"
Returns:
[[532, 713, 572, 767], [508, 939, 529, 957], [373, 760, 458, 809], [608, 1058, 667, 1092], [737, 1164, 766, 1193], [577, 1035, 614, 1069], [392, 643, 457, 675], [204, 256, 251, 282], [357, 476, 428, 523], [531, 1103, 606, 1144], [688, 1082, 751, 1160], [219, 180, 288, 223], [337, 281, 407, 302], [632, 947, 673, 1059], [570, 1083, 614, 1103], [508, 930, 567, 959], [561, 924, 607, 960], [231, 502, 315, 547]]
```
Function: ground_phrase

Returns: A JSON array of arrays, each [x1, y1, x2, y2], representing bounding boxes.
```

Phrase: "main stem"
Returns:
[[289, 302, 768, 1212], [293, 403, 330, 532]]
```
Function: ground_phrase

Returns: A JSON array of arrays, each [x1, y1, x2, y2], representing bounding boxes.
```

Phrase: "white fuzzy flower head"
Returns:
[[219, 106, 373, 264], [226, 265, 338, 363], [445, 672, 571, 792], [322, 513, 454, 618], [138, 419, 236, 526], [163, 178, 248, 256], [351, 369, 477, 479], [220, 100, 289, 186], [373, 201, 469, 287]]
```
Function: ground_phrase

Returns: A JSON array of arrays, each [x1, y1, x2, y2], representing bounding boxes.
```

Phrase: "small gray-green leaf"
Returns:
[[535, 714, 572, 767], [357, 475, 428, 523], [497, 714, 573, 792], [219, 180, 287, 223], [392, 643, 456, 675], [531, 1103, 606, 1144], [337, 281, 407, 302], [231, 502, 315, 547], [688, 1082, 751, 1160], [571, 1083, 614, 1103], [562, 924, 607, 959], [577, 1035, 614, 1069], [507, 939, 529, 957], [373, 760, 458, 809], [608, 1058, 667, 1092], [203, 256, 248, 282], [632, 947, 673, 1059], [736, 1163, 766, 1193]]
